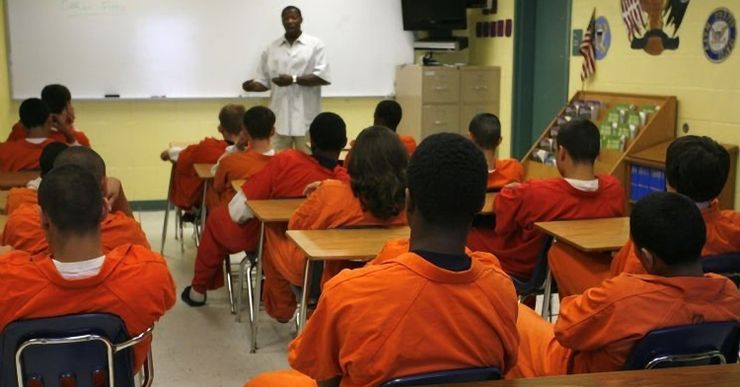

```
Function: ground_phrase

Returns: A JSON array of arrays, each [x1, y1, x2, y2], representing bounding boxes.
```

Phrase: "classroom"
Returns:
[[0, 0, 738, 386]]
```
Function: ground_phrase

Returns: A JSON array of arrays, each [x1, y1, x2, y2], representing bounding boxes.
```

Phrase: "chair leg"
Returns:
[[225, 257, 236, 314], [246, 261, 255, 324], [140, 348, 154, 387], [541, 269, 553, 322], [236, 255, 249, 323], [160, 199, 171, 255]]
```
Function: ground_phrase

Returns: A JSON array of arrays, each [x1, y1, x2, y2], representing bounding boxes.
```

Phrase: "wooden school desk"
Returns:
[[287, 226, 411, 332], [193, 163, 215, 233], [435, 364, 740, 387], [245, 198, 305, 352], [534, 217, 629, 253], [0, 171, 39, 190], [231, 179, 246, 193]]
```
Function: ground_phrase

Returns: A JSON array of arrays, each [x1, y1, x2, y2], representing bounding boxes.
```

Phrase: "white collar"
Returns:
[[564, 178, 599, 192], [25, 138, 47, 144], [52, 255, 106, 280]]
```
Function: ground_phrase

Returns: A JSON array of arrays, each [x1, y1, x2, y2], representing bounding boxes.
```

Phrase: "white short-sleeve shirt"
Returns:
[[253, 33, 330, 137]]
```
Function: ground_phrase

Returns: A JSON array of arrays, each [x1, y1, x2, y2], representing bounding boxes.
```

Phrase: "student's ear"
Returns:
[[43, 115, 53, 129], [636, 245, 656, 272], [466, 131, 472, 140], [40, 211, 51, 232], [405, 189, 415, 218], [269, 126, 276, 137], [556, 145, 568, 164], [496, 137, 503, 148], [217, 125, 225, 135], [666, 182, 676, 193]]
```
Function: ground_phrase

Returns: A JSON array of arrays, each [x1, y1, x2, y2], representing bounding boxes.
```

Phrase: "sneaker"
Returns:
[[181, 286, 207, 307]]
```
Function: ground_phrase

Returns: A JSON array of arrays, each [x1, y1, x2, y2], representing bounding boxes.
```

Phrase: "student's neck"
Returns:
[[654, 261, 704, 278], [409, 224, 468, 256], [485, 150, 497, 170], [26, 127, 49, 139], [312, 149, 340, 161], [51, 233, 104, 263], [562, 163, 596, 180], [250, 139, 273, 154]]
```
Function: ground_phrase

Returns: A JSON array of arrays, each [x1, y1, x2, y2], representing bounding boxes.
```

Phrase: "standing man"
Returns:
[[242, 5, 330, 153]]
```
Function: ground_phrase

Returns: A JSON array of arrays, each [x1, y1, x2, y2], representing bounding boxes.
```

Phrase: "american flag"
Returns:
[[580, 9, 596, 82], [621, 0, 646, 40]]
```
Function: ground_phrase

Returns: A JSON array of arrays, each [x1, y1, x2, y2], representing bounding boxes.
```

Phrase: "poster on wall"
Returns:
[[703, 8, 736, 63], [620, 0, 690, 55]]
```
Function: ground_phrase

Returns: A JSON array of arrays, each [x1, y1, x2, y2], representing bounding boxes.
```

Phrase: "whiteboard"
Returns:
[[5, 0, 415, 99]]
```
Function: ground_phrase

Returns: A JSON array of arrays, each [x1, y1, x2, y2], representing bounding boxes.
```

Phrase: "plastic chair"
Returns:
[[623, 321, 740, 370], [381, 367, 501, 387], [0, 313, 155, 387], [702, 252, 740, 287], [510, 236, 557, 320]]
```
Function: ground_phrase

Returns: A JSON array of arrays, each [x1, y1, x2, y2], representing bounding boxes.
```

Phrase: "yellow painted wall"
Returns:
[[570, 0, 740, 206]]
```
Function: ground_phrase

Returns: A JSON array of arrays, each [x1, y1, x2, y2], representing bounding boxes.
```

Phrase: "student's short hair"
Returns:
[[666, 136, 730, 203], [468, 113, 501, 150], [243, 106, 275, 140], [348, 126, 408, 219], [309, 112, 348, 152], [54, 146, 106, 183], [19, 98, 50, 129], [407, 133, 487, 227], [373, 100, 403, 132], [41, 84, 72, 114], [39, 164, 103, 236], [631, 192, 706, 266], [40, 142, 69, 177], [557, 118, 600, 163], [282, 5, 302, 17], [219, 104, 246, 136]]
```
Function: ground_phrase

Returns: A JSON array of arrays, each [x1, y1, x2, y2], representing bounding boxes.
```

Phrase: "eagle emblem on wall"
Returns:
[[620, 0, 690, 55]]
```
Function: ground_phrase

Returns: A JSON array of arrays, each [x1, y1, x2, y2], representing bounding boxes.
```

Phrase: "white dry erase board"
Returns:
[[5, 0, 415, 99]]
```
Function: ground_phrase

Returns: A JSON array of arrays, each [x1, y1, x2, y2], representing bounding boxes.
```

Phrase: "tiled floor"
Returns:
[[137, 210, 292, 387]]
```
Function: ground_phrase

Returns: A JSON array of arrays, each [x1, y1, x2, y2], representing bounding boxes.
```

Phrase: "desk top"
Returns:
[[287, 227, 410, 261], [231, 179, 246, 193], [437, 364, 740, 387], [627, 140, 739, 169], [247, 199, 305, 222], [535, 217, 629, 252], [0, 191, 8, 215], [481, 192, 497, 215], [0, 171, 39, 190], [193, 163, 215, 179]]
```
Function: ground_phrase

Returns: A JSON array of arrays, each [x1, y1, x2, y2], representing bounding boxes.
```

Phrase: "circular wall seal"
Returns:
[[594, 16, 611, 60], [703, 8, 736, 63]]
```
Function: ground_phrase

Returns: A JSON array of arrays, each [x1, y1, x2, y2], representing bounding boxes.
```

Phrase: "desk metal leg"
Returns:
[[250, 222, 266, 353], [160, 164, 175, 255], [541, 269, 553, 323], [297, 260, 312, 333], [197, 180, 209, 247]]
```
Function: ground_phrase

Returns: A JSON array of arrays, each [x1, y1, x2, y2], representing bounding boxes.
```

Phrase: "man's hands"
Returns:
[[271, 74, 294, 87], [242, 80, 269, 92]]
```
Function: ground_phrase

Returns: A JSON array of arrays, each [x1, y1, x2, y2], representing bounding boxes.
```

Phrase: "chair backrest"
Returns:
[[623, 321, 740, 370], [0, 313, 137, 387], [511, 235, 554, 295], [702, 252, 740, 286], [380, 367, 501, 387]]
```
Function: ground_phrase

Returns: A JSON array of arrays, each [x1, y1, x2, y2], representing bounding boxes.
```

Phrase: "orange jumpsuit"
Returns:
[[0, 139, 57, 172], [190, 150, 349, 299], [0, 244, 175, 372], [7, 121, 91, 147], [344, 134, 416, 166], [5, 187, 38, 215], [508, 273, 740, 378], [1, 205, 150, 255], [487, 159, 524, 191], [611, 200, 740, 276], [171, 137, 228, 210], [210, 149, 272, 208], [468, 176, 625, 280], [247, 251, 519, 387], [263, 180, 407, 321]]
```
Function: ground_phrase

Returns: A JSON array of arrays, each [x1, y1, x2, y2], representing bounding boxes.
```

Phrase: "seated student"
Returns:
[[5, 142, 68, 215], [160, 104, 244, 212], [211, 106, 276, 208], [611, 135, 740, 276], [264, 125, 408, 322], [2, 147, 149, 255], [246, 133, 519, 387], [467, 118, 625, 280], [345, 100, 416, 163], [468, 113, 524, 191], [0, 98, 60, 172], [0, 164, 175, 372], [182, 112, 349, 307], [6, 84, 91, 146], [508, 192, 740, 378]]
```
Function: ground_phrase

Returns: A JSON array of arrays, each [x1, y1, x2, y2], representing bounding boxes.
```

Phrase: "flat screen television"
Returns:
[[402, 0, 467, 31]]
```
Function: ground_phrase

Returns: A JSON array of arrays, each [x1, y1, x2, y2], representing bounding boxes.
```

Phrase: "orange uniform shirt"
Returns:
[[397, 134, 417, 156], [171, 137, 228, 209], [271, 179, 407, 288], [8, 121, 91, 147], [510, 273, 740, 378], [2, 204, 150, 255], [5, 187, 38, 215], [287, 251, 519, 387], [211, 149, 272, 208], [468, 176, 625, 279], [488, 159, 524, 191], [0, 244, 175, 372], [0, 139, 57, 172], [611, 201, 740, 276]]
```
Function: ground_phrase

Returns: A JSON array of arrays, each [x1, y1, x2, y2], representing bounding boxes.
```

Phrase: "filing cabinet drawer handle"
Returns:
[[433, 120, 447, 126], [473, 86, 488, 91], [433, 86, 449, 91]]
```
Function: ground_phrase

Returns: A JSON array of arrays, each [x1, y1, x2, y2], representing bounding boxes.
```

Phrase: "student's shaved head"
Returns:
[[219, 104, 246, 135], [408, 133, 487, 227], [19, 98, 50, 129], [40, 142, 69, 177], [469, 113, 501, 150], [39, 164, 103, 235], [309, 112, 348, 153], [54, 146, 107, 182], [666, 136, 730, 203], [243, 106, 275, 140], [41, 84, 72, 114], [373, 100, 403, 132]]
